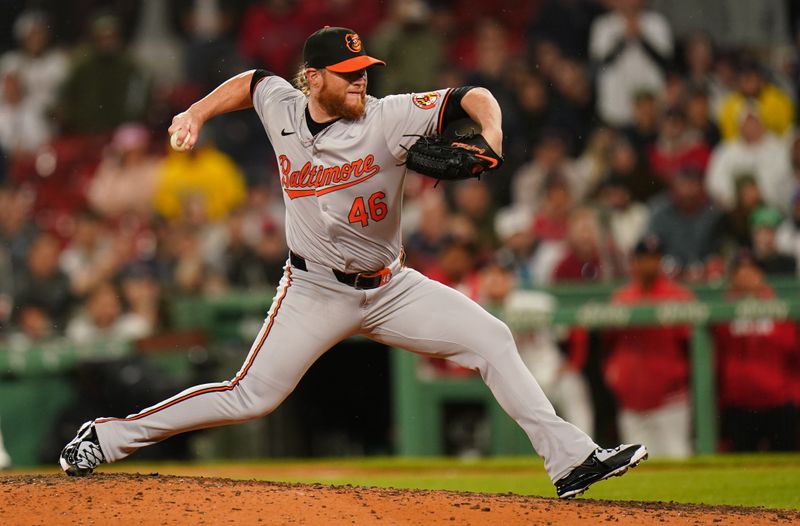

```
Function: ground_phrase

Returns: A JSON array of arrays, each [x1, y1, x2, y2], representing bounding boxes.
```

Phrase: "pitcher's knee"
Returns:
[[479, 317, 517, 353], [231, 376, 291, 420]]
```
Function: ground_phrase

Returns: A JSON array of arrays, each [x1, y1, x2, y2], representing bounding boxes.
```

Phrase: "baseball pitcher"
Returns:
[[60, 27, 647, 498]]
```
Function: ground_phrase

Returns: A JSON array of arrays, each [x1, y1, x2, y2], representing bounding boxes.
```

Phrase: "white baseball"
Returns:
[[170, 130, 192, 151]]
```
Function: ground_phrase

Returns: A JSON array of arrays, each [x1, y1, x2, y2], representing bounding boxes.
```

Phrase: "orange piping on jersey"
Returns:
[[95, 266, 293, 424], [437, 88, 453, 135]]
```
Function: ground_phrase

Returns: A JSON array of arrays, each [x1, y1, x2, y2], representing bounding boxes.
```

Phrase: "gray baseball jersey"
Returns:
[[91, 76, 598, 483], [253, 75, 448, 272]]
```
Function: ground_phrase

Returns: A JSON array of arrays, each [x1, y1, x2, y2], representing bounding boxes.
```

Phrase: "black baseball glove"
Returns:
[[404, 131, 503, 182]]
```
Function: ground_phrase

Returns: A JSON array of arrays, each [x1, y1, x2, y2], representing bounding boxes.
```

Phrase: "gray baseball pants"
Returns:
[[94, 256, 597, 482]]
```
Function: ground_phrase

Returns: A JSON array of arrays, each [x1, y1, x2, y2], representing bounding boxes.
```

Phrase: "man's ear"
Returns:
[[306, 68, 322, 89]]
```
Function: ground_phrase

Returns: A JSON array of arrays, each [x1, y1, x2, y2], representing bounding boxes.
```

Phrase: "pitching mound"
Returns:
[[1, 473, 798, 525]]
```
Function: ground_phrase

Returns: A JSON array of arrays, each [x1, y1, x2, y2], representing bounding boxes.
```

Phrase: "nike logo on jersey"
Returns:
[[278, 154, 381, 199], [281, 129, 295, 136]]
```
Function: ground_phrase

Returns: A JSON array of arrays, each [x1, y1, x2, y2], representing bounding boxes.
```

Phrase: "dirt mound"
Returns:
[[1, 473, 797, 525]]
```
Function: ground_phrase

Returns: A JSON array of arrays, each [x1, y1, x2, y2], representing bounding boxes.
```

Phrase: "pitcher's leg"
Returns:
[[94, 268, 360, 462], [364, 269, 597, 482]]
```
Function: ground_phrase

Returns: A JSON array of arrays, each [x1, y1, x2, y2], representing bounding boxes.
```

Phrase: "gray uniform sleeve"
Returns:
[[380, 89, 452, 161], [252, 76, 300, 135]]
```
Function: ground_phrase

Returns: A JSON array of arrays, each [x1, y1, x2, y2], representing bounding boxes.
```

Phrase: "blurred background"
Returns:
[[1, 0, 800, 469]]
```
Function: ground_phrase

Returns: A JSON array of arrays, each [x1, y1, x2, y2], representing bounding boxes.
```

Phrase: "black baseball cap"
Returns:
[[303, 26, 386, 73], [633, 234, 663, 257]]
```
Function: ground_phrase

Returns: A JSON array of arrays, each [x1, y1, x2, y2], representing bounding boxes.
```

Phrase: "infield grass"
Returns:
[[19, 454, 800, 510]]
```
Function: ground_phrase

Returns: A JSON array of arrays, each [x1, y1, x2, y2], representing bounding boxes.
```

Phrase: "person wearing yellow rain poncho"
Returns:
[[153, 140, 246, 221]]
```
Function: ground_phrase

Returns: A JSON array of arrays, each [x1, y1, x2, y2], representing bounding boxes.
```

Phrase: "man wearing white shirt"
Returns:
[[706, 109, 793, 213], [589, 0, 673, 127]]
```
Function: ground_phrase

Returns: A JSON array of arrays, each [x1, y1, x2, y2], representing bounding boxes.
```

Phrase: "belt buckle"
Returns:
[[354, 267, 392, 290]]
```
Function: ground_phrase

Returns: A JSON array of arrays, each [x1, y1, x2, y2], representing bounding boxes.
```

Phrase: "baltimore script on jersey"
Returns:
[[278, 154, 381, 198]]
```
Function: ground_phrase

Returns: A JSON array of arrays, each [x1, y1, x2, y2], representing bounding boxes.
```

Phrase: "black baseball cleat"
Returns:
[[555, 444, 648, 498], [59, 420, 106, 476]]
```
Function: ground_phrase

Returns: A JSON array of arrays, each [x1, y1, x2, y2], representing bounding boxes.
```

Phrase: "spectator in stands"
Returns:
[[129, 0, 183, 91], [0, 185, 38, 266], [480, 260, 594, 435], [527, 0, 602, 61], [713, 251, 798, 451], [649, 167, 723, 280], [7, 300, 54, 347], [589, 0, 673, 126], [182, 0, 248, 93], [749, 207, 797, 276], [0, 69, 51, 155], [547, 57, 596, 155], [463, 18, 527, 204], [685, 86, 721, 148], [682, 32, 726, 113], [596, 175, 650, 257], [512, 132, 592, 214], [372, 0, 442, 96], [405, 191, 452, 272], [452, 180, 497, 255], [621, 90, 659, 163], [551, 207, 623, 283], [660, 70, 687, 110], [66, 281, 151, 345], [13, 232, 73, 331], [59, 209, 126, 297], [426, 236, 480, 300], [603, 235, 694, 458], [170, 224, 219, 295], [58, 11, 149, 133], [707, 107, 793, 213], [254, 219, 289, 288], [218, 208, 274, 290], [648, 106, 711, 185], [530, 174, 574, 285], [573, 126, 617, 197], [153, 136, 246, 222], [607, 134, 663, 203], [0, 10, 68, 119], [721, 175, 764, 249], [775, 190, 800, 276], [87, 124, 161, 220], [494, 207, 536, 288], [512, 71, 549, 147], [717, 58, 794, 142], [119, 262, 164, 334]]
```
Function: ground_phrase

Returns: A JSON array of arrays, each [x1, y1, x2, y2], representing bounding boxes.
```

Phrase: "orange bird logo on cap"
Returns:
[[345, 33, 362, 53]]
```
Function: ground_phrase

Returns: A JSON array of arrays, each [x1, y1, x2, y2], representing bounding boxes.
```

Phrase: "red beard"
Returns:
[[318, 78, 366, 120]]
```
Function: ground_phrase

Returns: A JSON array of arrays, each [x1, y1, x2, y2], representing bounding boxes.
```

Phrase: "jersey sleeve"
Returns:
[[380, 89, 452, 161], [252, 75, 300, 132]]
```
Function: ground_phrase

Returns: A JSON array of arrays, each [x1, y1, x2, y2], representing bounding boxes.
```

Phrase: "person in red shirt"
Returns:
[[712, 250, 798, 451], [552, 207, 624, 283], [648, 106, 711, 185], [603, 234, 694, 458]]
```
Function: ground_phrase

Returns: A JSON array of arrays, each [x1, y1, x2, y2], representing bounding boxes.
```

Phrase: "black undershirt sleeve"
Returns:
[[437, 86, 476, 134], [249, 69, 274, 100]]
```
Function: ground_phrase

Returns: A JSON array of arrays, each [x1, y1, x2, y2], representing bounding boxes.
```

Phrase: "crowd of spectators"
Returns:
[[1, 0, 800, 457]]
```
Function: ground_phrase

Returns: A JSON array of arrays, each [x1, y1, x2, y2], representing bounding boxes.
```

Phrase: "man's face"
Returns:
[[731, 262, 764, 293], [317, 68, 367, 120], [633, 254, 661, 282]]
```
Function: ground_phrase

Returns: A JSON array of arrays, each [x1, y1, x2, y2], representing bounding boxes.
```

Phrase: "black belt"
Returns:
[[289, 251, 402, 290]]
